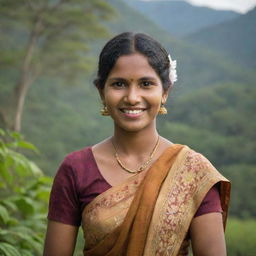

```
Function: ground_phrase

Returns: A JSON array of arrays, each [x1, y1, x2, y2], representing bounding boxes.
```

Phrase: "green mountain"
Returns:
[[186, 7, 256, 68], [104, 0, 255, 93], [123, 0, 239, 37]]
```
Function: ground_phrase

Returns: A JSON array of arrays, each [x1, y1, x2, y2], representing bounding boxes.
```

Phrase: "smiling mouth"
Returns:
[[120, 109, 145, 114]]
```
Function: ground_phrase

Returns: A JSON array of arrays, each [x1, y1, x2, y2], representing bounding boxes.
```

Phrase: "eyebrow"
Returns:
[[108, 76, 158, 82], [108, 77, 127, 82], [139, 77, 158, 81]]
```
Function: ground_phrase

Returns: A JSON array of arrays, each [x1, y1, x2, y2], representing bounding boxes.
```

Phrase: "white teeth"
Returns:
[[123, 109, 143, 114]]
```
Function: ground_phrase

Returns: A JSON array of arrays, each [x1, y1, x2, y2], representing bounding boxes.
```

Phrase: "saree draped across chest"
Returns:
[[82, 144, 231, 256]]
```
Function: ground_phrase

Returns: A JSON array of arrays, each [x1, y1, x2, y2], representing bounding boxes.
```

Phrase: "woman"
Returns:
[[43, 32, 231, 256]]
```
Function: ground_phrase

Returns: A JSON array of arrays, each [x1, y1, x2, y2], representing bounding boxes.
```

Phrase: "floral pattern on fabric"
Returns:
[[82, 172, 146, 249], [147, 149, 223, 256]]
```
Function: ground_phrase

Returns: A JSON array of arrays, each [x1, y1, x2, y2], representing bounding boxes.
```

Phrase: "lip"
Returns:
[[119, 108, 146, 118]]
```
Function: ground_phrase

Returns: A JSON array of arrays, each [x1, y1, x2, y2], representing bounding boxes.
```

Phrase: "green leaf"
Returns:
[[15, 197, 35, 216], [0, 242, 21, 256], [9, 131, 22, 141], [1, 199, 18, 212], [38, 176, 53, 185], [0, 161, 13, 185], [27, 161, 42, 176], [0, 229, 8, 237], [0, 204, 10, 224], [16, 141, 40, 154], [20, 249, 33, 256], [36, 188, 51, 202], [0, 128, 5, 136], [5, 142, 18, 150], [0, 229, 20, 245], [21, 238, 43, 253]]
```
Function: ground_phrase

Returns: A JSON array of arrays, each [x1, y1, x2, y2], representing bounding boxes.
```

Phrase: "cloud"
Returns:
[[139, 0, 256, 13], [185, 0, 256, 13]]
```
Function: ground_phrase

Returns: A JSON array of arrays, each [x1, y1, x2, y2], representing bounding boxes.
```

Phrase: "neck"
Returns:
[[112, 127, 159, 156]]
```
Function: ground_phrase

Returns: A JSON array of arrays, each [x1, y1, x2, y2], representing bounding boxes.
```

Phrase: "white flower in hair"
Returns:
[[168, 54, 177, 84]]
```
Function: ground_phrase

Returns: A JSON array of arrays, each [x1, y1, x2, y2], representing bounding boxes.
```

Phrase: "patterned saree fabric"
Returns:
[[82, 145, 231, 256]]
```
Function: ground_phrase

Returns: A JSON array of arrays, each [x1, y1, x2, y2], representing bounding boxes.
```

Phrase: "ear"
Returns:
[[98, 87, 105, 103], [162, 89, 169, 104]]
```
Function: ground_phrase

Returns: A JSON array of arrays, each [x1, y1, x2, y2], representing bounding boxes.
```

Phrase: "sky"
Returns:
[[186, 0, 256, 13], [142, 0, 256, 13]]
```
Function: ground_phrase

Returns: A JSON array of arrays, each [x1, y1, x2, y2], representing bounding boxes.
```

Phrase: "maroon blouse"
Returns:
[[47, 147, 222, 226]]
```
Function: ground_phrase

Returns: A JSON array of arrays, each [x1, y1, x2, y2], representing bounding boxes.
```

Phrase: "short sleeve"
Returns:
[[194, 183, 222, 217], [47, 158, 81, 226]]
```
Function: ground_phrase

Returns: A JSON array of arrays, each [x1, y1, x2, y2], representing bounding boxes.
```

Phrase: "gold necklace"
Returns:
[[112, 136, 160, 174]]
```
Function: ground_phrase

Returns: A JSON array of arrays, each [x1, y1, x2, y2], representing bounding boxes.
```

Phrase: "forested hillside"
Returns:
[[187, 7, 256, 68], [105, 0, 255, 92], [123, 0, 239, 37], [159, 82, 256, 217]]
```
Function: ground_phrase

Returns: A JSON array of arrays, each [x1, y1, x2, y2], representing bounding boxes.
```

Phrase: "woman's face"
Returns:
[[100, 53, 168, 133]]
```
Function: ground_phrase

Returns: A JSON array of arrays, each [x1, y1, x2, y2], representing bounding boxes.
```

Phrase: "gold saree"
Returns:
[[82, 145, 230, 256]]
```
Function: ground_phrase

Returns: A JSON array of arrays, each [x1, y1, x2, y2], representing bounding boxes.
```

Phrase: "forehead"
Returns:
[[108, 53, 160, 79]]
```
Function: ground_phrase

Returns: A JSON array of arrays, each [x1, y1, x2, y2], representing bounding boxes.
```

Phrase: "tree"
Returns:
[[0, 0, 114, 131]]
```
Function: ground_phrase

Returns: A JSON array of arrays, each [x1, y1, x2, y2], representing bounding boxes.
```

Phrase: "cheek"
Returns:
[[152, 99, 162, 110], [104, 90, 121, 107], [147, 91, 163, 106]]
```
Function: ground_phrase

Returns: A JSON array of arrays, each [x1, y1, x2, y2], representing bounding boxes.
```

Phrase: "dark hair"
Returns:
[[94, 32, 173, 91]]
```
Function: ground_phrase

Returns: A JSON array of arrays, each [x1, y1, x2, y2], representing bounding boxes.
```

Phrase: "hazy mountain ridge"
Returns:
[[123, 0, 239, 37], [106, 0, 254, 93], [186, 7, 256, 68]]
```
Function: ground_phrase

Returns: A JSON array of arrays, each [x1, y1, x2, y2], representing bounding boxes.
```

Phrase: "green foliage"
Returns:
[[0, 129, 52, 255], [226, 218, 256, 256]]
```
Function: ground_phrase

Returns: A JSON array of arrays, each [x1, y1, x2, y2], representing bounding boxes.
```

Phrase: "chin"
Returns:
[[114, 121, 156, 133]]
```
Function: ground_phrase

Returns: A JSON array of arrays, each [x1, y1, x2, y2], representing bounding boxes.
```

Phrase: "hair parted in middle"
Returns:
[[94, 32, 174, 92]]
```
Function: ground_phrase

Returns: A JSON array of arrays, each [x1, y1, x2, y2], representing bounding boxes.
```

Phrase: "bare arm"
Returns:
[[190, 212, 227, 256], [43, 220, 79, 256]]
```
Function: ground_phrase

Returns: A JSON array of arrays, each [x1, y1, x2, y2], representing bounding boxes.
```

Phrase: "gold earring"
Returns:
[[158, 104, 167, 115], [100, 105, 110, 116]]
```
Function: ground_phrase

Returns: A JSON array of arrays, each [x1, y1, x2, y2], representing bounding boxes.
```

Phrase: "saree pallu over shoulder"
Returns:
[[82, 145, 231, 256]]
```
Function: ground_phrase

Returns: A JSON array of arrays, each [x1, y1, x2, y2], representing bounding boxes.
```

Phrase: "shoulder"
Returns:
[[184, 146, 214, 168], [180, 145, 212, 164], [180, 145, 228, 182], [54, 146, 93, 180], [61, 146, 92, 168], [180, 145, 218, 176]]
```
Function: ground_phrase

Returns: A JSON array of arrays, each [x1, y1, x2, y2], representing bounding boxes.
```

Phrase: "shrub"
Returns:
[[0, 129, 52, 255]]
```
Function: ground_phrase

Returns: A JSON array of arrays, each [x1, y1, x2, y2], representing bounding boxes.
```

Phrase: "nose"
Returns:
[[124, 85, 140, 105]]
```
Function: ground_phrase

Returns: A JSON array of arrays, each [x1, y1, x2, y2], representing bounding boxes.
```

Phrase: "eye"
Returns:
[[112, 81, 126, 88], [140, 80, 154, 88]]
